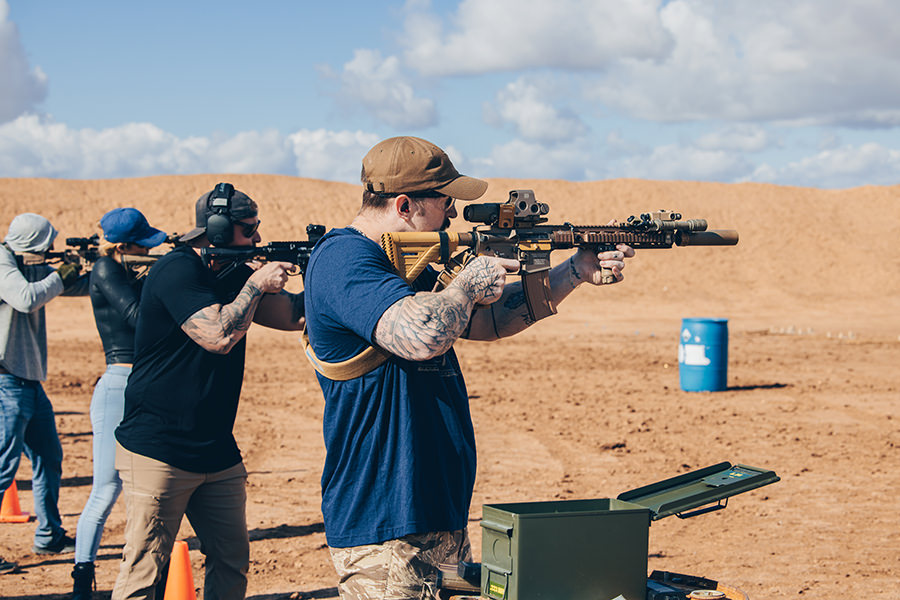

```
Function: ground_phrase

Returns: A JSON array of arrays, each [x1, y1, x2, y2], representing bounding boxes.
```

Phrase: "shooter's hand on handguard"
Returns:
[[572, 243, 635, 286], [56, 263, 83, 288], [449, 255, 520, 305]]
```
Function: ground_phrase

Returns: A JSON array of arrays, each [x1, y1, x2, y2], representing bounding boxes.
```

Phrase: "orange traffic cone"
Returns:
[[162, 540, 197, 600], [0, 481, 33, 523]]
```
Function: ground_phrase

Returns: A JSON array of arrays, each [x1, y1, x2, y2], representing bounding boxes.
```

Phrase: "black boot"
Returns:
[[71, 562, 95, 600]]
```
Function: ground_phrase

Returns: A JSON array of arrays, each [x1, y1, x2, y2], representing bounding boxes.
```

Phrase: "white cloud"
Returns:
[[0, 116, 196, 178], [287, 129, 379, 183], [0, 0, 48, 122], [747, 143, 900, 188], [613, 143, 752, 182], [695, 125, 775, 153], [605, 130, 645, 156], [485, 78, 587, 143], [402, 0, 672, 75], [400, 0, 900, 128], [332, 49, 437, 129], [472, 137, 592, 180], [0, 114, 374, 182], [203, 130, 295, 174], [589, 0, 900, 126]]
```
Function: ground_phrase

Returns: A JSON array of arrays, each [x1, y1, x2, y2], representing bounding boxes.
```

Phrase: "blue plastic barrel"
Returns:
[[678, 318, 729, 392]]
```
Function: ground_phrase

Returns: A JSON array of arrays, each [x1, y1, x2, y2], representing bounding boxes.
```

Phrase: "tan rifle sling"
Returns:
[[300, 327, 391, 381]]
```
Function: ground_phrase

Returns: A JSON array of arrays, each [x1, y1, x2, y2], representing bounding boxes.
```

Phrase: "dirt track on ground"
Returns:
[[1, 175, 898, 599]]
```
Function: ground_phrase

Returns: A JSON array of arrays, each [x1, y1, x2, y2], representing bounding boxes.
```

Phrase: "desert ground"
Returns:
[[0, 175, 898, 600]]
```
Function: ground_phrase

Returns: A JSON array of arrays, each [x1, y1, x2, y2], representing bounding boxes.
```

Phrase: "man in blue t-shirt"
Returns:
[[303, 136, 635, 599]]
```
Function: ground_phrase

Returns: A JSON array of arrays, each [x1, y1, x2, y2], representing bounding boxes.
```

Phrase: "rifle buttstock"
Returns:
[[380, 231, 462, 283]]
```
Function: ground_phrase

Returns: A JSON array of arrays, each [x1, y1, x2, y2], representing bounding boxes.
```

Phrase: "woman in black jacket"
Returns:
[[72, 208, 166, 599]]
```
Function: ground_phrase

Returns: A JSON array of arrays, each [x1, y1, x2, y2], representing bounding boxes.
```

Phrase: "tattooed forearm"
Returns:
[[374, 287, 474, 361], [181, 280, 264, 354], [470, 285, 533, 340], [568, 255, 582, 288], [219, 280, 265, 334], [468, 259, 581, 340], [374, 255, 516, 357]]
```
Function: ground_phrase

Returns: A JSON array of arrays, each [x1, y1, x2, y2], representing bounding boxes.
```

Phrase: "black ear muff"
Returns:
[[206, 182, 235, 247]]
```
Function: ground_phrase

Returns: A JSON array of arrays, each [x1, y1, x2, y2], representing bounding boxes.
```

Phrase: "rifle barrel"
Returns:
[[675, 230, 739, 246]]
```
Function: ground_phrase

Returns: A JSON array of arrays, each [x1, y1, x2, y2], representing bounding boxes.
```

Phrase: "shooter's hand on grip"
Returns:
[[247, 261, 293, 294], [447, 255, 519, 305]]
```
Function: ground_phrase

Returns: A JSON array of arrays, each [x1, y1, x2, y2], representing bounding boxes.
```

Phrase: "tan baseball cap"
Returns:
[[361, 136, 488, 201]]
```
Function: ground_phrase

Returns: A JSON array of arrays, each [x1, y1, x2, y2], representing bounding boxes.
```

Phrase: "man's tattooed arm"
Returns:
[[374, 287, 473, 361], [465, 257, 582, 341], [181, 280, 265, 354], [373, 255, 510, 361]]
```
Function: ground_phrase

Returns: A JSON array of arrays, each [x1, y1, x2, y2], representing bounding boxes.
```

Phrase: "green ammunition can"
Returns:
[[479, 463, 780, 600], [481, 498, 650, 600]]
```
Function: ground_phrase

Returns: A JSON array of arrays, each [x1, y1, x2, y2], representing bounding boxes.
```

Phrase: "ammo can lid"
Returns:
[[616, 462, 780, 521]]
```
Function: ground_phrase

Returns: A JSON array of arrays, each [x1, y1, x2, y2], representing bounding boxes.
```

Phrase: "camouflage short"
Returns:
[[329, 529, 472, 600]]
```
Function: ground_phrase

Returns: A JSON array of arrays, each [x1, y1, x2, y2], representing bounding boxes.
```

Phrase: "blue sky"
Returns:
[[2, 0, 899, 188]]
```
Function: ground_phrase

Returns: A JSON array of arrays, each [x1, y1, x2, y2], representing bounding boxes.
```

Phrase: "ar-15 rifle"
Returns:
[[380, 189, 739, 321], [15, 234, 102, 268], [17, 232, 184, 270], [200, 224, 326, 279]]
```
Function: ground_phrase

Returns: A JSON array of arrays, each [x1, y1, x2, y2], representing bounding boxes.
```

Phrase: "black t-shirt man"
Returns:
[[110, 183, 303, 600], [115, 246, 254, 472]]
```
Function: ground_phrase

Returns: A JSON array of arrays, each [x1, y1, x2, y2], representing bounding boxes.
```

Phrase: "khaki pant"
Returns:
[[111, 443, 249, 600], [329, 529, 472, 600]]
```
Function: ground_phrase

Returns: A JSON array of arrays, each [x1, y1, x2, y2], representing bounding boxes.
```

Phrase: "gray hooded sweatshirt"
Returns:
[[0, 213, 66, 381]]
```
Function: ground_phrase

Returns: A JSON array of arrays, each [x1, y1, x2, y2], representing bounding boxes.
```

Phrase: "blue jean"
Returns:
[[75, 365, 129, 563], [0, 374, 65, 548]]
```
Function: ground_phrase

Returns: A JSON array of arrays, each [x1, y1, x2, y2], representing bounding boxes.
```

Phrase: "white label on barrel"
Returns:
[[681, 328, 692, 342], [679, 343, 711, 366]]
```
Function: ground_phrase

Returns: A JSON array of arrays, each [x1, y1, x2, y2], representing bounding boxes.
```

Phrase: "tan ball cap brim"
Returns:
[[434, 174, 488, 201]]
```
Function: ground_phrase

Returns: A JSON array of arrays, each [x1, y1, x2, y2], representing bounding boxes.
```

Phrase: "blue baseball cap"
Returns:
[[100, 208, 167, 248]]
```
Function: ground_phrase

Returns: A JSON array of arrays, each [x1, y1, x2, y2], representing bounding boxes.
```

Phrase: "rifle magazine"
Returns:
[[521, 271, 556, 322]]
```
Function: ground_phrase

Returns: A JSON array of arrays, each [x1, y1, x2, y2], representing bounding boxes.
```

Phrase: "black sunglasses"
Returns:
[[238, 219, 260, 237], [407, 191, 455, 210]]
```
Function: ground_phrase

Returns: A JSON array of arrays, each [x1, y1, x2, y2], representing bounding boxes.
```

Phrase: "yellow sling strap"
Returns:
[[299, 327, 391, 381]]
